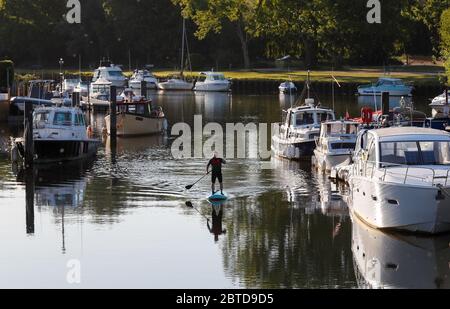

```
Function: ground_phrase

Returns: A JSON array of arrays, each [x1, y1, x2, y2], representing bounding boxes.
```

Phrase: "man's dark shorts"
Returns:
[[212, 172, 223, 184]]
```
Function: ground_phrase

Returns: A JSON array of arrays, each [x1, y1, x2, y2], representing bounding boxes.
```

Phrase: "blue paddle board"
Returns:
[[208, 192, 228, 202]]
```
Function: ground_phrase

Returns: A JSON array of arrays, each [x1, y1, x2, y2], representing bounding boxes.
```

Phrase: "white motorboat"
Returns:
[[430, 90, 450, 118], [279, 81, 297, 94], [62, 78, 81, 94], [271, 98, 335, 160], [351, 213, 450, 289], [73, 81, 89, 97], [349, 127, 450, 234], [157, 77, 194, 91], [193, 72, 231, 92], [313, 120, 359, 172], [92, 60, 127, 88], [105, 91, 167, 137], [13, 106, 100, 164], [129, 70, 158, 90], [357, 77, 413, 96]]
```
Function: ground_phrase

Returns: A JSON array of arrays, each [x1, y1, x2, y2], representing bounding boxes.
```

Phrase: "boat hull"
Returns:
[[358, 88, 412, 97], [129, 81, 158, 90], [313, 150, 352, 172], [105, 113, 165, 137], [349, 176, 450, 234], [194, 82, 231, 92], [271, 136, 316, 160], [157, 81, 193, 91], [17, 139, 100, 164]]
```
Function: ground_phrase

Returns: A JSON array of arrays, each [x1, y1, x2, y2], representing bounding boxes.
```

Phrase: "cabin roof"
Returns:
[[373, 127, 450, 140], [378, 77, 403, 82]]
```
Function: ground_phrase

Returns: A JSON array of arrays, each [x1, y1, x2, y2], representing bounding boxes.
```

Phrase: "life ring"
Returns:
[[361, 107, 373, 125], [86, 125, 93, 138]]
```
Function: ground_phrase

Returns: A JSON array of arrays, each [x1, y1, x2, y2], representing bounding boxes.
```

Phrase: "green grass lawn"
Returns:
[[15, 65, 445, 86]]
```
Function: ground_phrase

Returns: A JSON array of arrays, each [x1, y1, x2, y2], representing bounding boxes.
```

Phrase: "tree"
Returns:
[[172, 0, 261, 69], [441, 8, 450, 84]]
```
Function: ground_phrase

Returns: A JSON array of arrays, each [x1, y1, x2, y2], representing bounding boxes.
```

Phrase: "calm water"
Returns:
[[0, 92, 449, 289]]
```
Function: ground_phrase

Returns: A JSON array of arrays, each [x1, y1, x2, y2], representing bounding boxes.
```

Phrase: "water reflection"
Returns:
[[351, 214, 450, 289], [195, 92, 232, 122]]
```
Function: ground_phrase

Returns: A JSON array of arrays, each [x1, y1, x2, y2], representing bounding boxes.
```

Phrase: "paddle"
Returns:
[[185, 201, 209, 221], [185, 171, 210, 190]]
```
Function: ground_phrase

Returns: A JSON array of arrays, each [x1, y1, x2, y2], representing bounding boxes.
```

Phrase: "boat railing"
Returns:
[[353, 160, 450, 187]]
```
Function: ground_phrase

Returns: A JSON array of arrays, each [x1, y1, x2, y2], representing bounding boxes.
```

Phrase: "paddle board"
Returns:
[[208, 192, 228, 202]]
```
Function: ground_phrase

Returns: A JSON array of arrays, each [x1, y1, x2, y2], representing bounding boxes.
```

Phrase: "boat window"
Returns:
[[317, 112, 333, 123], [34, 112, 50, 124], [74, 114, 81, 126], [294, 112, 314, 126], [346, 124, 358, 134], [331, 143, 356, 150], [380, 142, 420, 165], [419, 141, 450, 165], [109, 71, 124, 77], [53, 112, 72, 126], [199, 76, 206, 82], [128, 105, 136, 114], [136, 104, 145, 115]]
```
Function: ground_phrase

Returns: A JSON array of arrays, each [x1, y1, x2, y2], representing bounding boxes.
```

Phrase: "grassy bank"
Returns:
[[15, 65, 445, 86]]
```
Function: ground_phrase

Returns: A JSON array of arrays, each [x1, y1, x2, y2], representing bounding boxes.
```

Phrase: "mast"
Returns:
[[180, 18, 186, 76], [307, 70, 311, 99]]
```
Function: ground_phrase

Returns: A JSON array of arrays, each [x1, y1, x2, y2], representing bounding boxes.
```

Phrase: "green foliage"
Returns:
[[440, 9, 450, 85], [0, 0, 447, 70]]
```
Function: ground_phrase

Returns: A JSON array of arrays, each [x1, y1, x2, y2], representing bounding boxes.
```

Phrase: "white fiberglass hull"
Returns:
[[271, 135, 316, 160], [349, 176, 450, 234], [194, 82, 231, 92], [357, 88, 412, 97], [157, 80, 193, 91], [129, 80, 158, 90], [313, 149, 352, 172], [105, 113, 165, 137]]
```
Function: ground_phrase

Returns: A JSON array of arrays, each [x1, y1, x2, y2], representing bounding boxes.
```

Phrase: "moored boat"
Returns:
[[349, 127, 450, 234], [13, 106, 100, 164], [357, 77, 413, 97], [193, 72, 231, 92], [313, 120, 359, 172], [105, 90, 166, 137]]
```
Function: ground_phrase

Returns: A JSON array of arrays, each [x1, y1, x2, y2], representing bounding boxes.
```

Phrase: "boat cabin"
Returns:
[[354, 127, 450, 168], [198, 72, 227, 82], [284, 104, 335, 129]]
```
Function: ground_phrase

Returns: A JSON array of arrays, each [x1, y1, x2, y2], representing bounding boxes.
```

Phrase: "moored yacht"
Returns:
[[349, 127, 450, 234], [193, 72, 231, 92], [271, 98, 335, 160], [129, 70, 158, 90], [105, 91, 167, 137], [313, 120, 359, 172], [92, 60, 127, 88], [13, 106, 100, 164], [357, 77, 413, 97], [279, 81, 297, 94], [157, 76, 194, 91]]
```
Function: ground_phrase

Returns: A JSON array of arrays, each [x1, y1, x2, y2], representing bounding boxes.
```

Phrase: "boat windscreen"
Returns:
[[380, 141, 450, 166]]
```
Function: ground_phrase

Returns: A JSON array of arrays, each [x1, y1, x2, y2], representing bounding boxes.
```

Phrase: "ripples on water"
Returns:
[[0, 93, 448, 288]]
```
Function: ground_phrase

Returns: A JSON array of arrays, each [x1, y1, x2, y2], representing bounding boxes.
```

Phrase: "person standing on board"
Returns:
[[207, 152, 226, 196]]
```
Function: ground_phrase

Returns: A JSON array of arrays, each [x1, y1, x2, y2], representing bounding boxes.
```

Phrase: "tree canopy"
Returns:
[[0, 0, 447, 70]]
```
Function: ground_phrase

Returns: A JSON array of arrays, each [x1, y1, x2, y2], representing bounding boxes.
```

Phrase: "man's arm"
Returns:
[[207, 160, 211, 173], [221, 158, 227, 164]]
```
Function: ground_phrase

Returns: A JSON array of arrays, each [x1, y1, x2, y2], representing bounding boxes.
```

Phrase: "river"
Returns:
[[0, 91, 448, 288]]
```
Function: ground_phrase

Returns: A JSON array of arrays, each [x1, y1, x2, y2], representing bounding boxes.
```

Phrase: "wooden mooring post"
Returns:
[[382, 92, 390, 115], [25, 168, 35, 234], [141, 80, 147, 99], [24, 101, 34, 169], [109, 86, 117, 154]]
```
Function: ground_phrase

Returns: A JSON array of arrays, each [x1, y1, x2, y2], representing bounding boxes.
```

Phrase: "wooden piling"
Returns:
[[141, 80, 147, 99], [109, 85, 117, 151], [25, 169, 35, 234], [382, 92, 390, 115], [24, 101, 34, 168]]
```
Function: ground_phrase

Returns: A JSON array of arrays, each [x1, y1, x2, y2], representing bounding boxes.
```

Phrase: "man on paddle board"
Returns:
[[207, 152, 226, 196]]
